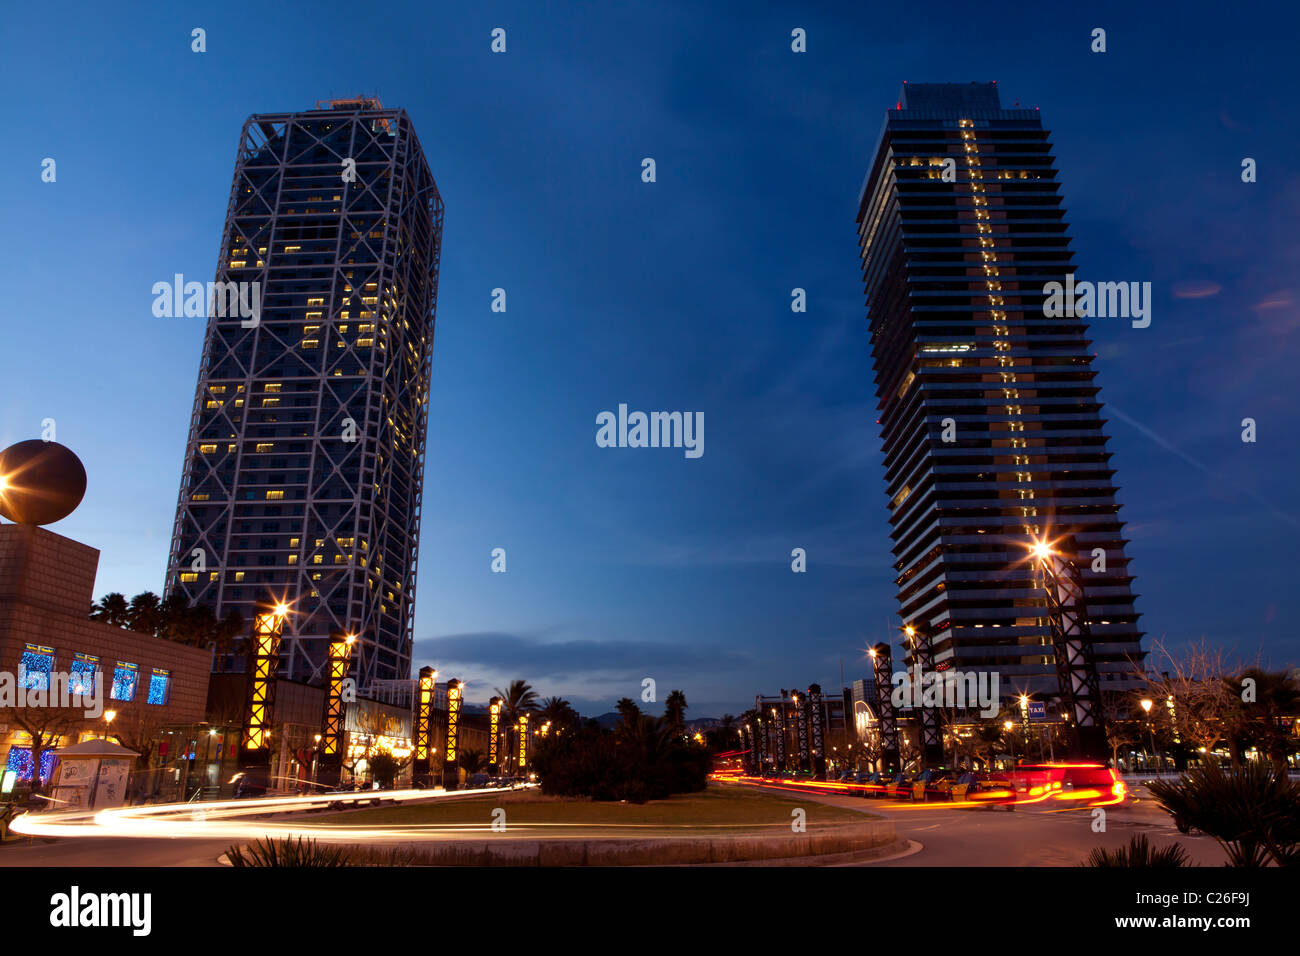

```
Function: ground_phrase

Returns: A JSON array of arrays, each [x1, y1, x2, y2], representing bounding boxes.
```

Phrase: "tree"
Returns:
[[107, 711, 167, 799], [664, 689, 688, 735], [1223, 668, 1300, 774], [368, 748, 411, 790], [125, 591, 162, 636], [1100, 691, 1146, 769], [538, 696, 577, 732], [1135, 637, 1236, 757], [458, 748, 486, 773], [717, 713, 737, 748], [614, 697, 641, 737], [0, 705, 80, 798], [90, 592, 129, 627]]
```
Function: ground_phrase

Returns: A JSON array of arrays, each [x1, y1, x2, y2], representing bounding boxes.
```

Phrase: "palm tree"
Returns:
[[90, 592, 130, 627], [718, 713, 737, 747], [664, 689, 687, 734], [125, 591, 162, 636], [538, 696, 577, 731], [458, 748, 486, 773], [615, 697, 641, 733], [493, 680, 539, 772]]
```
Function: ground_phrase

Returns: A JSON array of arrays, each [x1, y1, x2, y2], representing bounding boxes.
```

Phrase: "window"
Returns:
[[266, 490, 285, 500], [110, 662, 139, 701], [5, 746, 57, 784], [147, 669, 171, 705], [19, 644, 55, 691], [199, 444, 218, 454], [69, 653, 100, 696]]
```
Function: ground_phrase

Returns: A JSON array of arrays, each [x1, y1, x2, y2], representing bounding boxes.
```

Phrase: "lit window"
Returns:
[[262, 398, 280, 407], [256, 443, 274, 453], [179, 572, 199, 582], [191, 493, 210, 501], [306, 298, 324, 306], [110, 662, 139, 702], [266, 490, 285, 500], [19, 644, 55, 691], [69, 654, 99, 696], [147, 669, 171, 705], [206, 400, 220, 409], [6, 747, 56, 784], [234, 571, 246, 582], [288, 554, 298, 564], [199, 444, 218, 454], [302, 339, 319, 349], [264, 384, 282, 393]]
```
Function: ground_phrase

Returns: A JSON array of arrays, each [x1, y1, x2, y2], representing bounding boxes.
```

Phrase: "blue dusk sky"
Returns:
[[1, 1, 1297, 719]]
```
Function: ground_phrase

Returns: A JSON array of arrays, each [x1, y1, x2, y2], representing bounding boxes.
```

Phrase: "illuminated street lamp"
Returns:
[[1140, 698, 1157, 772], [1003, 719, 1016, 766]]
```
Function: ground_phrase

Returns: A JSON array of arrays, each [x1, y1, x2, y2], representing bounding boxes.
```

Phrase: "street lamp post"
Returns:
[[1003, 720, 1016, 768], [1140, 698, 1156, 773]]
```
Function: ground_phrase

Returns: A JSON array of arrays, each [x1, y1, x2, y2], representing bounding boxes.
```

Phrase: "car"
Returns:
[[996, 763, 1127, 807]]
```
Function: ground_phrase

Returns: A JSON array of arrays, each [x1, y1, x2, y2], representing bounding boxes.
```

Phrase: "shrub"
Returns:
[[533, 718, 709, 803], [1085, 833, 1190, 867], [226, 836, 353, 867], [1147, 759, 1300, 867]]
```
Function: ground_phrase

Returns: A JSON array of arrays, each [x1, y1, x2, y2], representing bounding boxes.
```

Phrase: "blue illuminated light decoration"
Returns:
[[5, 747, 58, 783], [18, 644, 55, 691], [147, 669, 171, 705], [69, 653, 100, 695], [110, 661, 139, 701]]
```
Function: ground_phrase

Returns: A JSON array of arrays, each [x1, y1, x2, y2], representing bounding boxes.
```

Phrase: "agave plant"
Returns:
[[1147, 759, 1300, 867], [1085, 833, 1190, 867], [226, 836, 353, 867]]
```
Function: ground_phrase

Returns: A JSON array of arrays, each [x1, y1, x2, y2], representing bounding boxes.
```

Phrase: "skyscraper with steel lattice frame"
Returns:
[[166, 98, 443, 689], [857, 83, 1144, 697]]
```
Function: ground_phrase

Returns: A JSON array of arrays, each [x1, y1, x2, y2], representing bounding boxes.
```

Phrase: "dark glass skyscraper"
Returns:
[[166, 98, 443, 688], [857, 82, 1143, 696]]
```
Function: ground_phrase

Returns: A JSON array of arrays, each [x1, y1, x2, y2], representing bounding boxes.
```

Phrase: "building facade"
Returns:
[[165, 98, 444, 690], [857, 82, 1144, 697], [0, 524, 211, 791]]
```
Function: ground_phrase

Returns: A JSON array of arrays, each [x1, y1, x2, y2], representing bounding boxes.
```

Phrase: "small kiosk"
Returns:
[[49, 740, 139, 810]]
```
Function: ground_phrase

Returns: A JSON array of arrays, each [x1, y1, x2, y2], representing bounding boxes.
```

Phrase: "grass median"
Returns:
[[310, 783, 871, 831]]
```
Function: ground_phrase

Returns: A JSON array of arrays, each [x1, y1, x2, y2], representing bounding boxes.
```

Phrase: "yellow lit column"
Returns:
[[413, 666, 437, 787], [238, 602, 289, 781], [443, 679, 462, 790], [317, 630, 355, 787], [488, 697, 502, 774], [517, 713, 529, 770]]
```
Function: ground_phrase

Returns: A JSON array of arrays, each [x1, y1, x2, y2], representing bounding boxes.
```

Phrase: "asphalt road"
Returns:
[[0, 784, 1226, 868], [737, 782, 1228, 867]]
